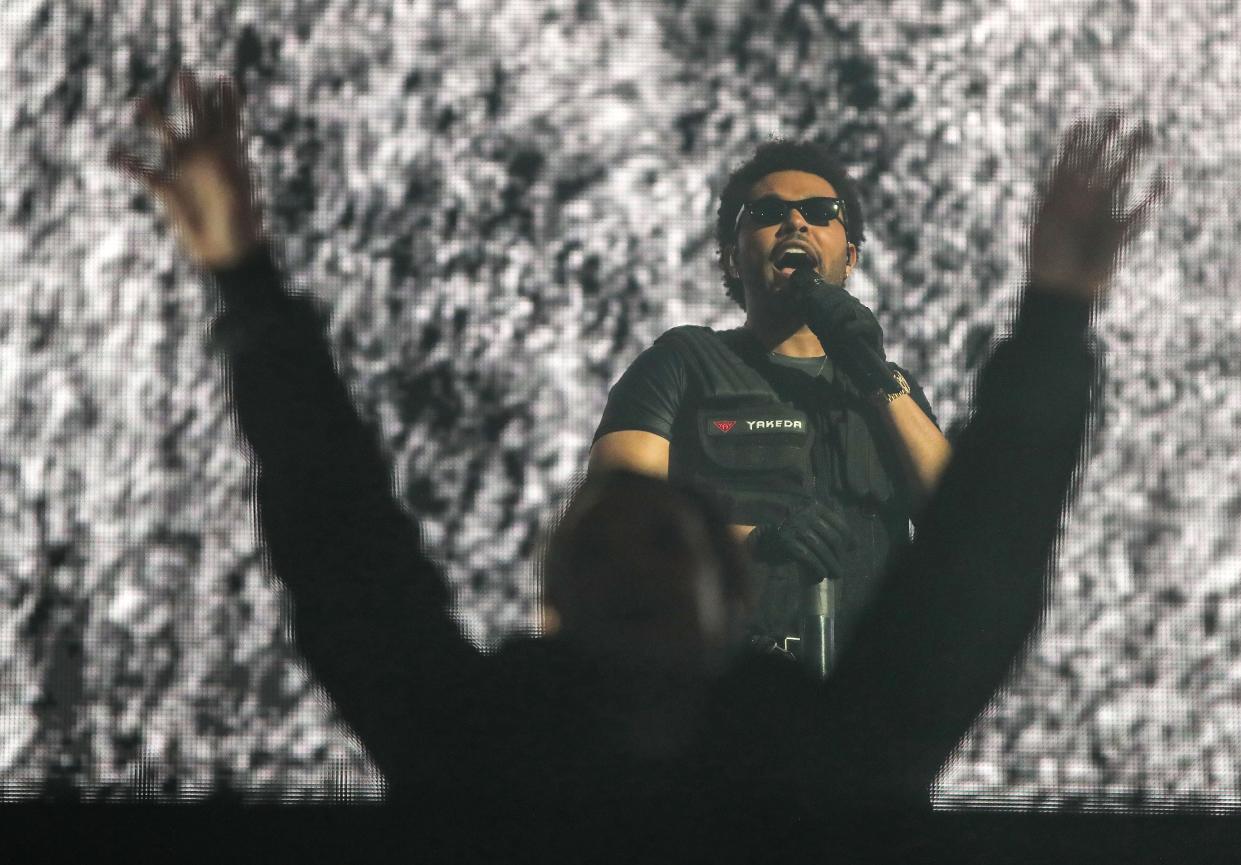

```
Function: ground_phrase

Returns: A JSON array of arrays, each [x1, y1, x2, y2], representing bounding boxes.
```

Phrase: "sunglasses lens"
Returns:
[[800, 199, 838, 225], [745, 198, 840, 227], [748, 200, 786, 226]]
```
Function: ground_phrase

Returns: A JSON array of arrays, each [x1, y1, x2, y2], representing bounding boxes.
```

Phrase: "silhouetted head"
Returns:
[[543, 471, 753, 679]]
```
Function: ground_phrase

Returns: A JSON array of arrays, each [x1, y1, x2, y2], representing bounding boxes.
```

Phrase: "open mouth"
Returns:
[[773, 248, 817, 278]]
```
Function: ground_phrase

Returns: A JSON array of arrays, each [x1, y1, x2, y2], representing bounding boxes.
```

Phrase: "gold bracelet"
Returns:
[[874, 368, 911, 405]]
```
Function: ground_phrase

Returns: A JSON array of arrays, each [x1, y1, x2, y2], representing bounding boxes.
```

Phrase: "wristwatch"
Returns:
[[873, 368, 911, 405]]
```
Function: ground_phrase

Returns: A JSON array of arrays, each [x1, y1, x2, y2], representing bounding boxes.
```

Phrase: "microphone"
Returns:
[[789, 264, 901, 396]]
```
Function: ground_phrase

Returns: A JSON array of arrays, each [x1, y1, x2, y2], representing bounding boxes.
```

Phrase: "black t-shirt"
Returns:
[[594, 329, 939, 646]]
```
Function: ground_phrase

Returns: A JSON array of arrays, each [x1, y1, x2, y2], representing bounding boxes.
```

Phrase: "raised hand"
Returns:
[[1028, 112, 1166, 302], [794, 269, 897, 395], [109, 69, 263, 268]]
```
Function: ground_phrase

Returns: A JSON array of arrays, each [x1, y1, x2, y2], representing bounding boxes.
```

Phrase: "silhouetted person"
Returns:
[[111, 72, 1160, 853]]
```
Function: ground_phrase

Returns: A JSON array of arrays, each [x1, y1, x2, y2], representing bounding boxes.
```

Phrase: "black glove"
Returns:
[[747, 502, 856, 584], [792, 269, 900, 396]]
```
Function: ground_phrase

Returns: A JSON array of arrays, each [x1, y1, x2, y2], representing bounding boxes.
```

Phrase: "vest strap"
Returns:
[[655, 326, 773, 403]]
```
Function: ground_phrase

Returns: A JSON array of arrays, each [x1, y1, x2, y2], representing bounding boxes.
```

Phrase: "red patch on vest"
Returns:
[[713, 420, 736, 433]]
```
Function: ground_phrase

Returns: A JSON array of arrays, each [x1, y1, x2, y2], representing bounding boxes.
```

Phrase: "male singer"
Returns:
[[589, 142, 952, 661]]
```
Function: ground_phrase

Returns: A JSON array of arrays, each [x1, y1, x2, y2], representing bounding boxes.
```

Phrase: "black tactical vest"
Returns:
[[656, 325, 914, 645]]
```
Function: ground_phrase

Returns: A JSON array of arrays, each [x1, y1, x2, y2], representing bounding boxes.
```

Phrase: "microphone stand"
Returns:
[[786, 265, 874, 679], [800, 578, 838, 680]]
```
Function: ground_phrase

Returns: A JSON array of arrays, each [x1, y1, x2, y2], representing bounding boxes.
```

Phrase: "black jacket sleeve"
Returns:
[[815, 289, 1097, 807], [208, 248, 477, 791]]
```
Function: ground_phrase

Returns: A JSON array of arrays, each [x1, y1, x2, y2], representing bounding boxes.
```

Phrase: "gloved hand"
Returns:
[[793, 270, 899, 396], [747, 502, 856, 584]]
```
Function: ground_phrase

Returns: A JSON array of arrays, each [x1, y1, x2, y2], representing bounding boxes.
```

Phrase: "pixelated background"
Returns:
[[1, 0, 1239, 807]]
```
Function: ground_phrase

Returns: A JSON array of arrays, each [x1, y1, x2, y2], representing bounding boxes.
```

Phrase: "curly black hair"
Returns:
[[715, 140, 867, 309]]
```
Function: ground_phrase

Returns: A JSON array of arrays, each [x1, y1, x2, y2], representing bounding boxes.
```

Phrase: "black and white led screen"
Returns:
[[1, 0, 1239, 809]]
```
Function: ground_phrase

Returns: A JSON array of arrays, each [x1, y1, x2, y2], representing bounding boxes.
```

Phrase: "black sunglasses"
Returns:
[[736, 196, 846, 232]]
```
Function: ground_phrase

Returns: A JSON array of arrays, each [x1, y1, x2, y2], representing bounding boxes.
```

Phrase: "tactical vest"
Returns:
[[656, 325, 912, 644]]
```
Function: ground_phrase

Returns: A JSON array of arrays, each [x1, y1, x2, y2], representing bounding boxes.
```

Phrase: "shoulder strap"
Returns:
[[655, 326, 775, 403]]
